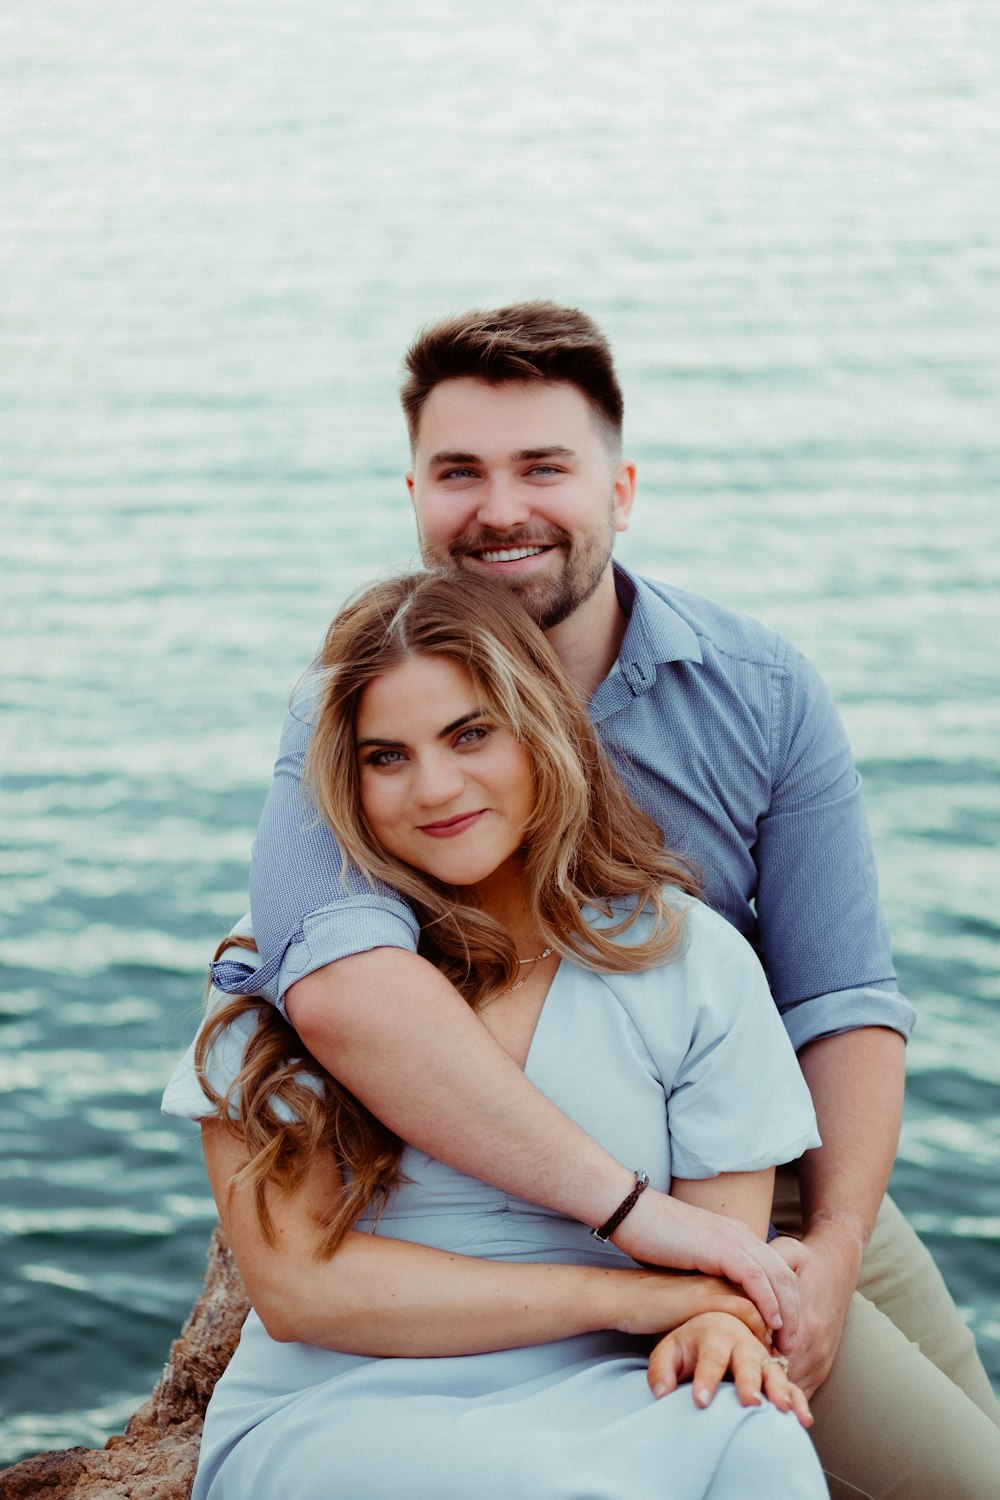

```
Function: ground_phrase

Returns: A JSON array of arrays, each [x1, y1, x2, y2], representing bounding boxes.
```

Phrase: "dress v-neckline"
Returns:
[[519, 958, 564, 1078]]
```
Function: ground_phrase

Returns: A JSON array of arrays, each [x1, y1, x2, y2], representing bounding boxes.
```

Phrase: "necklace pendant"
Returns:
[[505, 943, 554, 995], [516, 945, 554, 964]]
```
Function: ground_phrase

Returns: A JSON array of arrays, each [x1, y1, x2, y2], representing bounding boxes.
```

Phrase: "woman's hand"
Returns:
[[647, 1312, 814, 1429], [614, 1270, 768, 1342]]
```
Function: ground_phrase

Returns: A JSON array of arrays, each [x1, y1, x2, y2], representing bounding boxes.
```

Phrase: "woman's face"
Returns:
[[355, 653, 535, 894]]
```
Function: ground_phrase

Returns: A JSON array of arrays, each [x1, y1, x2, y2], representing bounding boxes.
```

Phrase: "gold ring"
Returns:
[[761, 1354, 790, 1375]]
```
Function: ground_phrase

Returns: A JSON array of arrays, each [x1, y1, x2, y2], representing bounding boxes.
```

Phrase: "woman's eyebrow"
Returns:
[[355, 735, 405, 751], [356, 710, 486, 752], [440, 710, 485, 738]]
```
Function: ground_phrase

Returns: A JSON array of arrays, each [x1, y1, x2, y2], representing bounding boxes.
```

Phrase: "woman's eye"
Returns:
[[366, 748, 406, 768], [456, 725, 489, 748]]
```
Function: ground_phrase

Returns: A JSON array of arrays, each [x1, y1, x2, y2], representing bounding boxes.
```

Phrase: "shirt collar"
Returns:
[[610, 563, 703, 697]]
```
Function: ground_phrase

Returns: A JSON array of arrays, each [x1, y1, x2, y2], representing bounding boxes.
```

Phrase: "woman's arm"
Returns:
[[202, 1121, 765, 1358], [670, 1169, 776, 1240]]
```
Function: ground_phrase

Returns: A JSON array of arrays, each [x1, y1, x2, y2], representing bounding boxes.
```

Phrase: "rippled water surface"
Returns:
[[2, 0, 998, 1465]]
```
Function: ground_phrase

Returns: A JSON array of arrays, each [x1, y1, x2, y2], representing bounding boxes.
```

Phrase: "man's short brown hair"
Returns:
[[400, 300, 624, 449]]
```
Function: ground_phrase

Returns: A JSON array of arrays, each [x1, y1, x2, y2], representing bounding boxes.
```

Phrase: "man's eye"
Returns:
[[439, 467, 476, 481]]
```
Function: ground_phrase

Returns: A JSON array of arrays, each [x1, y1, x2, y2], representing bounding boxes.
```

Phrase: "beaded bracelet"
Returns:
[[590, 1171, 650, 1241]]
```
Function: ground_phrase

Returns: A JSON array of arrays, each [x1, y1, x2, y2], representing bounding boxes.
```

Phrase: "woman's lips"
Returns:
[[418, 809, 488, 837]]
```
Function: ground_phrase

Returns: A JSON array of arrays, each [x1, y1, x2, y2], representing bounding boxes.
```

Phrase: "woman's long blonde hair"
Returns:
[[198, 572, 700, 1254]]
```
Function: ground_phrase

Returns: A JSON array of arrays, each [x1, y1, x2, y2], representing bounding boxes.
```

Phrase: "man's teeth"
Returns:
[[479, 546, 546, 563]]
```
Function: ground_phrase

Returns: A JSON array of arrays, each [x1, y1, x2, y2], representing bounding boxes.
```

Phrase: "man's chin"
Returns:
[[418, 547, 581, 629], [452, 555, 606, 630], [494, 574, 576, 631]]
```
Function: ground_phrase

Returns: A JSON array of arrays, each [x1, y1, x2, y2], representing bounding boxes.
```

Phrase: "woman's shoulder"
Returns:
[[577, 892, 772, 1035], [584, 888, 753, 959]]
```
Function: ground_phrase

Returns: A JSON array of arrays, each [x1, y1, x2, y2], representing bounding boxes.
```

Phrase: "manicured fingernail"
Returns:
[[695, 1388, 711, 1406], [652, 1383, 667, 1400]]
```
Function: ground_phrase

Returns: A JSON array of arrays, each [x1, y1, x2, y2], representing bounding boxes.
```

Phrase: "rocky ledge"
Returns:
[[0, 1226, 249, 1500]]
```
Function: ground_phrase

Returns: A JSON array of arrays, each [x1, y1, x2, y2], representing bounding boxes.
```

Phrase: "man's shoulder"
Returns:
[[631, 571, 795, 669]]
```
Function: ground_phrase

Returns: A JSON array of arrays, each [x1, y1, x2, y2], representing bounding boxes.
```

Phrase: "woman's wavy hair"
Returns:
[[197, 572, 700, 1256]]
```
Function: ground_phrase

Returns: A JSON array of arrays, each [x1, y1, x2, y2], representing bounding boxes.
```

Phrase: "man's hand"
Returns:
[[613, 1188, 801, 1345], [772, 1218, 863, 1397]]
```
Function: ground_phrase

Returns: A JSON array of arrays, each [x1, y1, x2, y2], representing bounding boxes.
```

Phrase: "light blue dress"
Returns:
[[164, 899, 828, 1500]]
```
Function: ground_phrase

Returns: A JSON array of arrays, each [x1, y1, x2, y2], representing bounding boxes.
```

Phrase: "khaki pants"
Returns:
[[772, 1170, 1000, 1499]]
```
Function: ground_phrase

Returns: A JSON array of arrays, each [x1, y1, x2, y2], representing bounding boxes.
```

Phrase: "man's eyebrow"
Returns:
[[515, 446, 575, 461], [426, 449, 480, 467], [426, 446, 576, 467]]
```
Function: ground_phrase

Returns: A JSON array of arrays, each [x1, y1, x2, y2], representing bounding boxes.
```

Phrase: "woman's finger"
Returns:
[[785, 1380, 814, 1429], [646, 1331, 685, 1399], [689, 1332, 733, 1408], [761, 1355, 814, 1428], [729, 1337, 766, 1409]]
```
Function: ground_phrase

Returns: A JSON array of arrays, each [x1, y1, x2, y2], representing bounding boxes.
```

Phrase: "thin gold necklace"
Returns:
[[506, 945, 555, 994]]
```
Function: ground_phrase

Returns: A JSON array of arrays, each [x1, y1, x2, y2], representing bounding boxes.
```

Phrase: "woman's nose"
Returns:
[[413, 754, 465, 806]]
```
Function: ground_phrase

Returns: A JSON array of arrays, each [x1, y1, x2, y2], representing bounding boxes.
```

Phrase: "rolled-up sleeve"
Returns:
[[755, 642, 916, 1049]]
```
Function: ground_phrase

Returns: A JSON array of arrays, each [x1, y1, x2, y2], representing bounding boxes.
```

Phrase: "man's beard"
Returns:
[[424, 517, 616, 632], [493, 545, 607, 630]]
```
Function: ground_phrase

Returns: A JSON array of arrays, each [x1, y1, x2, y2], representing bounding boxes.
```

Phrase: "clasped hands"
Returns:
[[619, 1272, 814, 1428]]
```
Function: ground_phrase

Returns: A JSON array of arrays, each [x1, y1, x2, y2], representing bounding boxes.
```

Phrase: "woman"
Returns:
[[163, 572, 828, 1500]]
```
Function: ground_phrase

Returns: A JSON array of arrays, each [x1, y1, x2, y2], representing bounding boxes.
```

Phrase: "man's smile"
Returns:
[[450, 531, 566, 571], [477, 545, 551, 564]]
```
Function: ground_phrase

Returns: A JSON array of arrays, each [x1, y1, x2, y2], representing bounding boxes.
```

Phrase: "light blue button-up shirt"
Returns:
[[212, 565, 914, 1052]]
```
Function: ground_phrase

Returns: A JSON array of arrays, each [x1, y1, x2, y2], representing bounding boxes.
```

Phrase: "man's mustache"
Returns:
[[449, 527, 570, 556]]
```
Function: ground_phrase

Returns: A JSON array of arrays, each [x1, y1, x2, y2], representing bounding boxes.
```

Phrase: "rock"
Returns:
[[0, 1225, 249, 1500]]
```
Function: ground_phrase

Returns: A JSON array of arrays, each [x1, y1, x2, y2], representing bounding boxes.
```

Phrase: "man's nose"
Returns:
[[475, 476, 530, 531]]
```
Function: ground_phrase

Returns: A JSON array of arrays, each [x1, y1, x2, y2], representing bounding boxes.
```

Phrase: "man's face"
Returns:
[[406, 378, 635, 631]]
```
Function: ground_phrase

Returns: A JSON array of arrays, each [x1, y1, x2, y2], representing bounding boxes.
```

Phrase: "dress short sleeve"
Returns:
[[668, 903, 819, 1176], [596, 899, 820, 1179]]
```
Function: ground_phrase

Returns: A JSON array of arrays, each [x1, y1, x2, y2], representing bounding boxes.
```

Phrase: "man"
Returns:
[[214, 302, 999, 1496]]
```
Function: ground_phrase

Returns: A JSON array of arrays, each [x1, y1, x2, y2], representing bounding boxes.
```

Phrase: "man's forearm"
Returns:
[[795, 1026, 906, 1253], [285, 947, 803, 1337], [287, 948, 637, 1224]]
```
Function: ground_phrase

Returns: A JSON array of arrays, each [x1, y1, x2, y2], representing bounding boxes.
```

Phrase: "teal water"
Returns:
[[1, 0, 998, 1465]]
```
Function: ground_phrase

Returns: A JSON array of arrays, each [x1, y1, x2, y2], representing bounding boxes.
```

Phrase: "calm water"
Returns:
[[1, 0, 998, 1466]]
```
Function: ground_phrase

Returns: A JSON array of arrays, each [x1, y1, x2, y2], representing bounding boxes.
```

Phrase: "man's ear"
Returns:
[[613, 460, 637, 534], [405, 470, 416, 504]]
